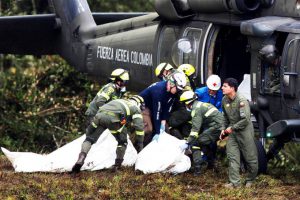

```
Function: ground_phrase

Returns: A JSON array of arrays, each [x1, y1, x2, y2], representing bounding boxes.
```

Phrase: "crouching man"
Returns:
[[179, 91, 223, 175], [72, 95, 145, 173]]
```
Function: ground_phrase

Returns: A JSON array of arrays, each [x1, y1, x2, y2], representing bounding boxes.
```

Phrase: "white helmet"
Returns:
[[206, 74, 221, 90], [169, 71, 187, 91]]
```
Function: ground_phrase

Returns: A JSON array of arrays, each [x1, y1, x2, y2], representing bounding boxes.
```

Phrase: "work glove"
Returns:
[[152, 134, 160, 142], [135, 142, 144, 153]]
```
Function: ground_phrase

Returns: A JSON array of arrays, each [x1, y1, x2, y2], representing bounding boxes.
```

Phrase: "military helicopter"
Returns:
[[1, 0, 300, 171]]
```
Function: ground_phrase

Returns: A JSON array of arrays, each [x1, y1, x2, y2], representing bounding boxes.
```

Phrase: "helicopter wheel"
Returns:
[[255, 139, 268, 174], [240, 139, 268, 174]]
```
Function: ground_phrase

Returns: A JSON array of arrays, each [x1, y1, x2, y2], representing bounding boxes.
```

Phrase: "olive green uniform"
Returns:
[[187, 101, 223, 168], [222, 92, 258, 186], [85, 82, 122, 117], [82, 99, 144, 166]]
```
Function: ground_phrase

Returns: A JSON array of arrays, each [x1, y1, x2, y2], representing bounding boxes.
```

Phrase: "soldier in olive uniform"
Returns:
[[72, 95, 145, 173], [85, 68, 129, 125], [220, 78, 258, 188], [179, 91, 223, 175]]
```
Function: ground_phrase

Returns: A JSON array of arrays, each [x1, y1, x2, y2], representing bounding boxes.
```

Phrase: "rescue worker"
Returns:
[[72, 95, 145, 173], [178, 64, 196, 91], [167, 64, 196, 139], [179, 91, 223, 175], [195, 74, 223, 112], [220, 78, 258, 188], [155, 62, 176, 81], [85, 68, 130, 125], [139, 71, 187, 143]]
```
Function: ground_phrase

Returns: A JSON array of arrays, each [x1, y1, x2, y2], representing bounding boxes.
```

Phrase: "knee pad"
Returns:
[[85, 136, 96, 144]]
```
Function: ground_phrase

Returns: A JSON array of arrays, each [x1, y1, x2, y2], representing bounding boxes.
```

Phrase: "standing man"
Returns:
[[195, 74, 223, 112], [179, 91, 223, 175], [139, 72, 186, 143], [72, 95, 145, 173], [220, 78, 258, 188], [85, 68, 129, 124]]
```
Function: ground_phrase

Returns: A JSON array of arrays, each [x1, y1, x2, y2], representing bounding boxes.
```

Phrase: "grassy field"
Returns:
[[1, 155, 299, 200]]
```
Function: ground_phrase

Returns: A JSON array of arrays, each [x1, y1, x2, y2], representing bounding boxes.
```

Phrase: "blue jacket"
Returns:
[[139, 81, 176, 135], [195, 86, 223, 112]]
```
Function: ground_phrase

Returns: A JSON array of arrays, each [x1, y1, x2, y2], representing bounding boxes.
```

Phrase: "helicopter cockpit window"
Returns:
[[260, 45, 281, 94], [158, 26, 181, 67], [171, 29, 202, 74]]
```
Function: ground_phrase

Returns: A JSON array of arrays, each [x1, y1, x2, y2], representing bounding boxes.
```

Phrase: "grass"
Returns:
[[1, 156, 299, 200]]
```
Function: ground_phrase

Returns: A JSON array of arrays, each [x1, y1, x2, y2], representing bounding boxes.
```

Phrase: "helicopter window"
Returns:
[[158, 26, 181, 67], [281, 37, 300, 97], [261, 55, 281, 94], [171, 28, 201, 72]]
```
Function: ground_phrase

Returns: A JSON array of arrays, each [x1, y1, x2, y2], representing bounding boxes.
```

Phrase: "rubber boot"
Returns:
[[72, 152, 87, 173], [111, 158, 123, 172], [193, 165, 201, 176]]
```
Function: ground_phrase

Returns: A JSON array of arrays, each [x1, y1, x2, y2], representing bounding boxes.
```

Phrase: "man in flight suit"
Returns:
[[220, 78, 258, 188], [179, 91, 223, 175], [85, 68, 129, 125], [72, 95, 145, 173]]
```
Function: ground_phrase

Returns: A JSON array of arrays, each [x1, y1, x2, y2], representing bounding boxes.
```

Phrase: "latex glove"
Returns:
[[179, 143, 188, 151], [152, 134, 159, 141], [160, 124, 165, 134]]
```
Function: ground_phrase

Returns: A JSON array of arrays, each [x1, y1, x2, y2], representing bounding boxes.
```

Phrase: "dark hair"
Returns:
[[224, 78, 238, 91]]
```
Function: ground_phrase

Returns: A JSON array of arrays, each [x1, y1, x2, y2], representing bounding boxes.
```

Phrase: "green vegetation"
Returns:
[[0, 156, 299, 199], [0, 55, 100, 152]]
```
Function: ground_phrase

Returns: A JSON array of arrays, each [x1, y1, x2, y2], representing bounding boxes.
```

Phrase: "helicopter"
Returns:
[[1, 0, 300, 171]]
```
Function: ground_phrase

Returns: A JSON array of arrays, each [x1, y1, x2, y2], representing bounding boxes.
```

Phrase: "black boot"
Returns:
[[193, 165, 201, 176], [72, 152, 87, 173], [111, 158, 123, 172]]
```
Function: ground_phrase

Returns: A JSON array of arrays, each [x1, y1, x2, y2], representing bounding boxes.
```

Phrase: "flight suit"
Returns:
[[84, 99, 144, 167], [85, 82, 122, 122], [222, 93, 258, 186], [186, 101, 223, 172]]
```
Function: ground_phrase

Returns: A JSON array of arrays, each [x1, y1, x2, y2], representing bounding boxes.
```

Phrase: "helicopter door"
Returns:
[[281, 33, 300, 98], [163, 22, 212, 85]]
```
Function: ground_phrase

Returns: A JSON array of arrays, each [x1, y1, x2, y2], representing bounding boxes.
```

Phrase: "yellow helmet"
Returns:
[[155, 63, 174, 77], [110, 68, 129, 81], [129, 95, 144, 108], [178, 64, 195, 77], [179, 91, 197, 105], [129, 95, 144, 104]]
